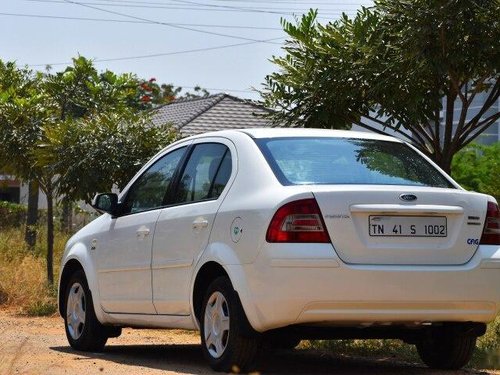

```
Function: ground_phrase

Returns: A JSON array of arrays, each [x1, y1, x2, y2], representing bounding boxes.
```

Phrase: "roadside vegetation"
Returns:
[[452, 142, 500, 202], [0, 225, 68, 316], [0, 57, 209, 287]]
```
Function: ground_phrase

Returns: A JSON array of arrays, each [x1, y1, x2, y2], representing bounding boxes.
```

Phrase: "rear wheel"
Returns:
[[64, 270, 108, 352], [416, 329, 476, 370], [200, 277, 260, 373]]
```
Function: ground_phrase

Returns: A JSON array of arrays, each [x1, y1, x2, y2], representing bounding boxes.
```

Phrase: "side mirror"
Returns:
[[91, 193, 119, 215]]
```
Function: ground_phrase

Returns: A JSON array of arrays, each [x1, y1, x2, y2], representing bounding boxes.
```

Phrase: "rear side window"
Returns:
[[256, 137, 454, 188], [174, 143, 231, 203]]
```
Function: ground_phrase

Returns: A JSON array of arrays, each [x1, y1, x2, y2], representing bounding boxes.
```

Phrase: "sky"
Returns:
[[1, 0, 372, 100]]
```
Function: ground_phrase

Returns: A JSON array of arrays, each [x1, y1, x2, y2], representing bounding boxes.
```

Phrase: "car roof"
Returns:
[[186, 128, 403, 143]]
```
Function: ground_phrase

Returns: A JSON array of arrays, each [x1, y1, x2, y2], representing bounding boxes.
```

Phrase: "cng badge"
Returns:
[[231, 217, 243, 243]]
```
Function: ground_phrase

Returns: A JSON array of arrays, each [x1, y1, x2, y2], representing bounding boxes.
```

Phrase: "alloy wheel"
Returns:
[[66, 282, 86, 340], [204, 291, 230, 359]]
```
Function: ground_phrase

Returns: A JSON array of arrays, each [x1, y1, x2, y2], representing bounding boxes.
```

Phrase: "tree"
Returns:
[[451, 142, 500, 200], [38, 111, 178, 204], [138, 78, 210, 108], [43, 56, 145, 232], [261, 1, 500, 173], [39, 57, 179, 284], [0, 57, 178, 284], [0, 61, 48, 249]]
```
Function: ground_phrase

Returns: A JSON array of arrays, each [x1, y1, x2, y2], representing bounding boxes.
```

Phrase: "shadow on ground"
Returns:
[[51, 344, 490, 374]]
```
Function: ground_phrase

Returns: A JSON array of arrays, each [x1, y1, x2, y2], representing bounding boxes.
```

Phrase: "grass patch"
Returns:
[[27, 300, 58, 317], [475, 316, 500, 369], [0, 227, 69, 316], [306, 316, 500, 369]]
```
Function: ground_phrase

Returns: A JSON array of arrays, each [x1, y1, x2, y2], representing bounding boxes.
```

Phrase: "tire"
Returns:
[[63, 270, 108, 352], [200, 276, 261, 373], [416, 328, 477, 370]]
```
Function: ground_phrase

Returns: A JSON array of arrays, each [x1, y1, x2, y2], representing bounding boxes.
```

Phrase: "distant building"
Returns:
[[150, 93, 273, 136], [0, 174, 47, 208], [0, 174, 20, 203]]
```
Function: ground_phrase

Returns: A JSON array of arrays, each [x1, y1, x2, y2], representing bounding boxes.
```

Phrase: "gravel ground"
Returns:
[[0, 310, 498, 375]]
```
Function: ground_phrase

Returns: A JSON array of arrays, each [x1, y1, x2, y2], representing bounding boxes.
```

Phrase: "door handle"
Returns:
[[136, 226, 151, 239], [192, 218, 209, 230]]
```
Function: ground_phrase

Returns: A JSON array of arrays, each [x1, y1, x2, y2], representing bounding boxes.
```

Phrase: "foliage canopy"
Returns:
[[0, 56, 178, 283], [451, 142, 500, 201], [261, 0, 500, 172]]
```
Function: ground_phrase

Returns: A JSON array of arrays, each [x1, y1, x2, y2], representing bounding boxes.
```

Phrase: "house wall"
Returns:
[[0, 174, 21, 204], [19, 183, 48, 209], [1, 174, 48, 209]]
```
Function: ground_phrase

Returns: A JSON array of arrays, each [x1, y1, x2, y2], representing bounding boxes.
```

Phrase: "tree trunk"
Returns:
[[60, 198, 73, 233], [24, 180, 39, 249], [440, 159, 452, 175], [436, 140, 456, 176], [46, 185, 54, 285]]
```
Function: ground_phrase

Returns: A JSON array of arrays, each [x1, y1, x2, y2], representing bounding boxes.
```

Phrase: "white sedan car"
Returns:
[[58, 128, 500, 372]]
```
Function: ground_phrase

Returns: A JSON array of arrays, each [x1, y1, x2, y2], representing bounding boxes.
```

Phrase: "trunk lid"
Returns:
[[313, 186, 487, 265]]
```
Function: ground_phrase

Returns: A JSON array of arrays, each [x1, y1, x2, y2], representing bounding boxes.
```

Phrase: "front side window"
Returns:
[[257, 137, 454, 188], [123, 147, 186, 214], [174, 143, 231, 204]]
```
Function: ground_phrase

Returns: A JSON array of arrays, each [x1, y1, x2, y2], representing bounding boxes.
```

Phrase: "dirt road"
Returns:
[[0, 311, 496, 375]]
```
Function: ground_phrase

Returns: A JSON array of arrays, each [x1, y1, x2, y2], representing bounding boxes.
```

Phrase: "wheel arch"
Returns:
[[191, 240, 262, 332], [58, 259, 85, 316], [58, 242, 104, 323], [192, 261, 229, 324]]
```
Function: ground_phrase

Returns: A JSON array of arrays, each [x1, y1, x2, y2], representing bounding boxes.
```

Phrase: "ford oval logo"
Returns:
[[399, 193, 417, 202]]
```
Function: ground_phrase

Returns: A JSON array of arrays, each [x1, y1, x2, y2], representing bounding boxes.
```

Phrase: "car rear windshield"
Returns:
[[256, 137, 455, 188]]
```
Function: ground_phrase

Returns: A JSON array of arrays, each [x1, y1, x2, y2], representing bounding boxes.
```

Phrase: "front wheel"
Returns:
[[64, 270, 108, 352], [200, 277, 260, 373], [416, 330, 476, 370]]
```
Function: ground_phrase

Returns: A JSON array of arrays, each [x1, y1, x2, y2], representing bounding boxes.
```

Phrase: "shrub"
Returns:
[[0, 201, 26, 228]]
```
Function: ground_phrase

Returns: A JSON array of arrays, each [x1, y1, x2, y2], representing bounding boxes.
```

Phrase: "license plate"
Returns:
[[368, 215, 447, 237]]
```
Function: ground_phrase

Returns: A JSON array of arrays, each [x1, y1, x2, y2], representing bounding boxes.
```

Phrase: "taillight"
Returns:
[[480, 201, 500, 245], [266, 198, 330, 243]]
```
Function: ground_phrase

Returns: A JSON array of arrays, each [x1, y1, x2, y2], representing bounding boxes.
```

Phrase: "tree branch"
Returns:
[[354, 117, 429, 153], [460, 112, 500, 147], [433, 109, 442, 158], [449, 73, 466, 103], [466, 73, 492, 106], [409, 122, 436, 147], [363, 112, 434, 151], [441, 88, 457, 164], [451, 86, 474, 151], [461, 80, 500, 134]]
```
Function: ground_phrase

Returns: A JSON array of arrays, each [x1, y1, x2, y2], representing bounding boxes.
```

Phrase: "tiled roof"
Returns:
[[150, 93, 274, 136]]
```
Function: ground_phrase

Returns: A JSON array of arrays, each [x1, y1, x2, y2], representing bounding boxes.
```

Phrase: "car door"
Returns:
[[152, 139, 235, 315], [95, 145, 188, 314]]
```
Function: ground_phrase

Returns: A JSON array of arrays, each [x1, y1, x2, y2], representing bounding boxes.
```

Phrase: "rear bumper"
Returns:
[[228, 243, 500, 332]]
